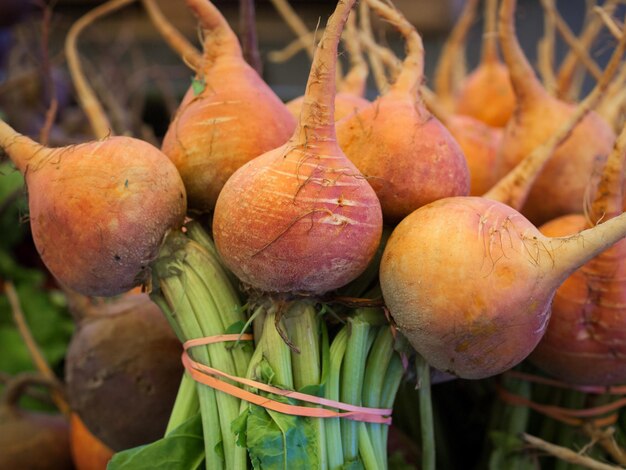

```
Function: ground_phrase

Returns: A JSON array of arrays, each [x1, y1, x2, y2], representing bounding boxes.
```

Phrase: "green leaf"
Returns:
[[191, 77, 206, 96], [0, 163, 28, 250], [259, 359, 276, 385], [108, 413, 205, 470], [246, 402, 317, 470], [340, 459, 365, 470], [387, 452, 416, 470], [232, 407, 249, 448], [0, 327, 32, 374], [225, 320, 247, 335], [299, 383, 324, 397], [0, 162, 24, 200], [488, 431, 535, 470]]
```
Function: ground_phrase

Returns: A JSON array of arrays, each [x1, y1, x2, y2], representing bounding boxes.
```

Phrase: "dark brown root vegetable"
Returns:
[[0, 120, 187, 297], [65, 293, 183, 451], [0, 373, 73, 470]]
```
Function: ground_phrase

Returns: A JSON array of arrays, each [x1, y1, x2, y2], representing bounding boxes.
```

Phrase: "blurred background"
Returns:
[[0, 0, 610, 140], [1, 1, 625, 469]]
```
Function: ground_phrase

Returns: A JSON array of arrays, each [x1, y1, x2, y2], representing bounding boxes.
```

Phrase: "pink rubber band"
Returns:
[[183, 335, 393, 425]]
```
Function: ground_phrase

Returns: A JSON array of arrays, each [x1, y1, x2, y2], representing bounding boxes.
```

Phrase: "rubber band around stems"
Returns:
[[183, 334, 393, 425], [496, 383, 618, 427], [505, 370, 626, 395], [496, 372, 626, 428]]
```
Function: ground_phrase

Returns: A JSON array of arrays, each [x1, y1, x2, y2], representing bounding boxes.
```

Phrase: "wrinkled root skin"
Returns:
[[27, 137, 186, 297], [381, 197, 558, 379]]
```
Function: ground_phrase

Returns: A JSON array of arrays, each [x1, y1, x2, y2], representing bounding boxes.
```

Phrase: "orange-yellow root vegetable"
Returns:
[[497, 0, 616, 226], [455, 0, 515, 127], [450, 116, 503, 196], [213, 0, 382, 294], [337, 0, 469, 224], [423, 88, 503, 196], [162, 0, 296, 213], [381, 197, 626, 379], [0, 121, 186, 297], [530, 123, 626, 386], [380, 33, 626, 379]]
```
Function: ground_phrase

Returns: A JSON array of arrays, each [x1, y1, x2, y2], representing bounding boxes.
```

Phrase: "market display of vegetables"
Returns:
[[3, 0, 626, 469]]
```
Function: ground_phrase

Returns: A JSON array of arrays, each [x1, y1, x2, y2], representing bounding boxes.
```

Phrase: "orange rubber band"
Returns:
[[505, 371, 626, 395], [183, 334, 393, 425], [496, 384, 618, 427]]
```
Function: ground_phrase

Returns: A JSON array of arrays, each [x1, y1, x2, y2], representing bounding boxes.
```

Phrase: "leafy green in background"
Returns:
[[0, 162, 74, 408], [0, 161, 28, 249]]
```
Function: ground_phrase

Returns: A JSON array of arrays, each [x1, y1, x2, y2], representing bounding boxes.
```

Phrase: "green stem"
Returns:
[[153, 232, 251, 470], [284, 302, 321, 390], [284, 301, 326, 470], [181, 267, 246, 469], [197, 386, 223, 470], [380, 355, 404, 464], [340, 317, 371, 463], [185, 220, 241, 290], [187, 250, 251, 378], [416, 354, 435, 470], [362, 328, 395, 469], [502, 375, 532, 436], [151, 291, 185, 341], [358, 421, 379, 470], [326, 327, 348, 470], [487, 375, 533, 470], [262, 305, 294, 389], [252, 305, 266, 347], [153, 290, 203, 444], [185, 220, 220, 258], [155, 277, 224, 469], [165, 372, 200, 436]]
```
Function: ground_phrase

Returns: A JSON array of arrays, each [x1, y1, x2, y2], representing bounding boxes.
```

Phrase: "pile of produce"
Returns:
[[3, 0, 626, 468]]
